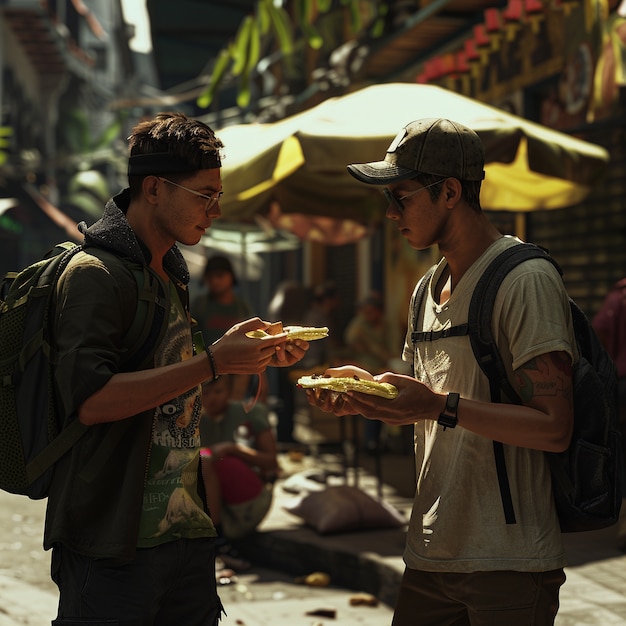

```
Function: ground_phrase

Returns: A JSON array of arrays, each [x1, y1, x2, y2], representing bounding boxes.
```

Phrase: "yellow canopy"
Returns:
[[218, 83, 609, 222]]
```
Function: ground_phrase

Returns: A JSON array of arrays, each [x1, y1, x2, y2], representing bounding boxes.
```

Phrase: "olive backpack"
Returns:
[[0, 242, 166, 499]]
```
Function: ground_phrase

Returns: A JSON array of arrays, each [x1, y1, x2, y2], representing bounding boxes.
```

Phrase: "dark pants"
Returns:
[[51, 538, 224, 626], [275, 368, 295, 443], [392, 567, 566, 626], [362, 417, 383, 449]]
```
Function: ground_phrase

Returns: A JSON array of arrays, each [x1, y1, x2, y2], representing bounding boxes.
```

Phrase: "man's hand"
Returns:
[[269, 336, 309, 367], [210, 317, 309, 374], [304, 367, 438, 426]]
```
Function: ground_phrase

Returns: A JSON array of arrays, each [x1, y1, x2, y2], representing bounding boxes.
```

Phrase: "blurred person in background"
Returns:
[[344, 291, 395, 453], [267, 281, 313, 444], [192, 255, 254, 400], [200, 375, 278, 572], [592, 278, 626, 551], [299, 280, 341, 373]]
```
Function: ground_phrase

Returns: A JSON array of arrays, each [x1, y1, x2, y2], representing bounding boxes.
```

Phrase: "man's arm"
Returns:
[[304, 350, 574, 453], [79, 320, 308, 426], [446, 351, 573, 452], [210, 428, 278, 473]]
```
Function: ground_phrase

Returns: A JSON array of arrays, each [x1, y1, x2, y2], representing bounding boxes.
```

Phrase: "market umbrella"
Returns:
[[217, 83, 610, 223]]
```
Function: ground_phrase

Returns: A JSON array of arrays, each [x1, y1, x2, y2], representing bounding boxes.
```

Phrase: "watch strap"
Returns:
[[438, 392, 460, 430]]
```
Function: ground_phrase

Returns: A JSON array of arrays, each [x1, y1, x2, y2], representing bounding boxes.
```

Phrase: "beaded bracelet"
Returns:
[[205, 346, 220, 381]]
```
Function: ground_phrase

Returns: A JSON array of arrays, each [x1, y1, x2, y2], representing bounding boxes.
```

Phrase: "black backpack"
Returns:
[[411, 242, 623, 533], [0, 242, 165, 499]]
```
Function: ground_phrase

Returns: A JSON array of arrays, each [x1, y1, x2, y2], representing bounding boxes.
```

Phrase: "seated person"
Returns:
[[199, 375, 278, 569], [344, 292, 395, 453]]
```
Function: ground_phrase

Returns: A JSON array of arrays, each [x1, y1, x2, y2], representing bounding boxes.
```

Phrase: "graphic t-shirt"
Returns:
[[137, 282, 216, 547]]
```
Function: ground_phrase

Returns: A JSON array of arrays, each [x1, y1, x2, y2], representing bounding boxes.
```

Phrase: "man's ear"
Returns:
[[443, 178, 462, 206], [143, 175, 160, 205]]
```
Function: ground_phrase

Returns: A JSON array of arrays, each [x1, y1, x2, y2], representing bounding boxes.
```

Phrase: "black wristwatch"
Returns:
[[437, 392, 460, 430]]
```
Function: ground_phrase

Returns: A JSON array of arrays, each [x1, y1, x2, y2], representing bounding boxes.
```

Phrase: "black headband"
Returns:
[[127, 152, 221, 177]]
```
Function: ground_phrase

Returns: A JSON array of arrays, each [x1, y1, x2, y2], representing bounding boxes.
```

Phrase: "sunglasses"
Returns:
[[382, 179, 446, 212]]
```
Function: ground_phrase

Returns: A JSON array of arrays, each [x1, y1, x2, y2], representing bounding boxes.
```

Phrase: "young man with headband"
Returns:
[[46, 112, 309, 625]]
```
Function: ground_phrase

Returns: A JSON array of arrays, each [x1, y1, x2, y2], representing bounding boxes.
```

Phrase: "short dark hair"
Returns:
[[203, 255, 237, 284], [313, 281, 337, 302], [413, 172, 482, 212], [127, 112, 224, 198]]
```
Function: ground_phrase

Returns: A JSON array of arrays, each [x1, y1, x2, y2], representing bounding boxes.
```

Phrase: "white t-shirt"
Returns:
[[401, 236, 576, 573]]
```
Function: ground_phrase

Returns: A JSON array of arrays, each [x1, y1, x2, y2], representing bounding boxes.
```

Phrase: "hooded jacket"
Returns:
[[44, 189, 198, 561]]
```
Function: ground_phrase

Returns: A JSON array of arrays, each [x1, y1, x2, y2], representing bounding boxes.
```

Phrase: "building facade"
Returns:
[[0, 0, 139, 274]]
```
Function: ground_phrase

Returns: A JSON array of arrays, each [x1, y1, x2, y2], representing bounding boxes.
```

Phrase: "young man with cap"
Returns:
[[46, 112, 308, 625], [304, 118, 576, 625]]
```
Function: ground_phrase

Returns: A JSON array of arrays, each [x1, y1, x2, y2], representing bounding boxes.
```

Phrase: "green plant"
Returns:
[[197, 0, 387, 110], [0, 126, 12, 167], [54, 108, 128, 218], [56, 108, 124, 158]]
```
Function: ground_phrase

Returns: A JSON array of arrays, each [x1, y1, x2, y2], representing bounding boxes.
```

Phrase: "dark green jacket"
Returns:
[[44, 189, 196, 561]]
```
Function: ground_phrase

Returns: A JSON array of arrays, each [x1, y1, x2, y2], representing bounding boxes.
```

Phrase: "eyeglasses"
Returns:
[[158, 177, 223, 211], [382, 179, 446, 213]]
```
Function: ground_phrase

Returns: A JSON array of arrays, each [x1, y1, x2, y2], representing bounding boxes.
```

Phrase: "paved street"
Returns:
[[0, 449, 625, 625], [0, 487, 395, 625], [557, 527, 626, 625]]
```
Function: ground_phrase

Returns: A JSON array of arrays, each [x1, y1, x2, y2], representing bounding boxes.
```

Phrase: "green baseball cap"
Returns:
[[347, 118, 485, 184]]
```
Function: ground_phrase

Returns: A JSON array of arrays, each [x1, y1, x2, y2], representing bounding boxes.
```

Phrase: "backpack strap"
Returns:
[[410, 244, 562, 526], [50, 255, 168, 486], [410, 265, 437, 345], [468, 243, 560, 403], [80, 248, 169, 373], [23, 243, 89, 485], [16, 243, 83, 376], [78, 267, 194, 487], [121, 265, 168, 371], [411, 265, 470, 345], [25, 418, 88, 485], [467, 242, 562, 525], [77, 263, 170, 485], [412, 325, 470, 342], [23, 246, 171, 488], [410, 260, 516, 524]]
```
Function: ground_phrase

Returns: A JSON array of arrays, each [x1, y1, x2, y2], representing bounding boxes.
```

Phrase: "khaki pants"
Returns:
[[392, 567, 565, 626], [221, 483, 273, 539]]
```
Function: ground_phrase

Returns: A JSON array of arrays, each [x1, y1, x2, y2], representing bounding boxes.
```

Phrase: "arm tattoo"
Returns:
[[513, 353, 573, 405]]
